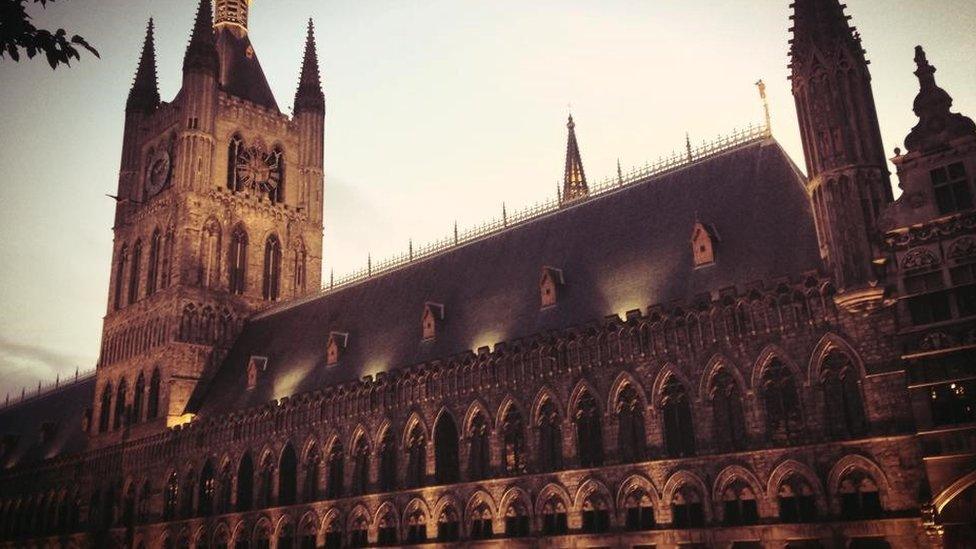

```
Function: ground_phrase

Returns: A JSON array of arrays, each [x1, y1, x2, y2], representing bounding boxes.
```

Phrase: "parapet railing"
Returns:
[[1, 368, 96, 411], [322, 122, 771, 292]]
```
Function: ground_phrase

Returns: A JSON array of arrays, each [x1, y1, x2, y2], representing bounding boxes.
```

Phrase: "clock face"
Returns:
[[145, 149, 171, 198], [235, 147, 282, 194]]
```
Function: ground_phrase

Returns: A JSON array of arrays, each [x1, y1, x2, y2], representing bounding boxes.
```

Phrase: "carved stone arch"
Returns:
[[934, 470, 976, 513], [464, 489, 498, 524], [495, 395, 528, 430], [662, 470, 710, 508], [651, 364, 697, 408], [751, 344, 803, 390], [296, 509, 319, 539], [616, 474, 661, 511], [699, 353, 748, 398], [568, 378, 604, 416], [373, 500, 399, 530], [534, 482, 573, 518], [191, 524, 207, 547], [608, 370, 649, 411], [807, 332, 867, 384], [901, 247, 941, 271], [530, 385, 563, 425], [462, 398, 494, 434], [402, 410, 429, 448], [272, 513, 294, 540], [348, 423, 371, 451], [402, 497, 432, 528], [432, 492, 463, 522], [712, 465, 765, 505], [498, 486, 533, 518], [300, 436, 320, 463], [765, 459, 825, 503], [826, 454, 891, 506], [341, 504, 367, 533], [433, 404, 461, 432], [211, 521, 231, 547], [573, 477, 615, 512]]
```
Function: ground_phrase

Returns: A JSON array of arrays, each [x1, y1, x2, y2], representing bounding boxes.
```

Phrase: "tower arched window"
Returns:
[[293, 240, 307, 294], [436, 506, 460, 542], [326, 441, 344, 499], [379, 429, 397, 491], [406, 508, 427, 544], [575, 390, 604, 467], [470, 502, 493, 540], [228, 136, 243, 191], [200, 220, 221, 288], [722, 480, 759, 525], [267, 147, 284, 203], [351, 436, 369, 496], [537, 398, 563, 471], [377, 509, 398, 545], [137, 481, 151, 524], [710, 369, 747, 452], [113, 378, 127, 430], [434, 413, 460, 484], [504, 500, 530, 538], [624, 489, 655, 531], [467, 412, 490, 481], [406, 425, 426, 488], [163, 473, 178, 521], [262, 234, 282, 301], [661, 376, 695, 458], [129, 239, 142, 304], [217, 463, 232, 514], [761, 359, 804, 444], [821, 351, 867, 438], [180, 471, 194, 518], [161, 227, 174, 289], [98, 383, 112, 433], [839, 471, 882, 519], [147, 229, 161, 296], [671, 485, 705, 528], [302, 445, 320, 503], [778, 475, 817, 523], [236, 453, 254, 512], [114, 245, 128, 310], [501, 406, 526, 475], [132, 372, 145, 424], [229, 226, 248, 295], [541, 496, 568, 535], [581, 494, 610, 533], [278, 443, 298, 506], [257, 454, 274, 508], [616, 384, 646, 463], [325, 516, 344, 549], [198, 460, 215, 517]]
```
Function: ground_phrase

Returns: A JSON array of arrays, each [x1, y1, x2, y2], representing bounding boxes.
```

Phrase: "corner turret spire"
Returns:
[[126, 18, 160, 113], [904, 46, 976, 153], [184, 0, 219, 75], [294, 19, 325, 114], [561, 115, 588, 204]]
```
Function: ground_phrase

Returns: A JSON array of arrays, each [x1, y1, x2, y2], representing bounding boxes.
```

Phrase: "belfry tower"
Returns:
[[790, 0, 892, 299], [93, 0, 325, 442]]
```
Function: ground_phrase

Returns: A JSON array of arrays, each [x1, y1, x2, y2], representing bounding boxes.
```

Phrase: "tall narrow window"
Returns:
[[198, 461, 215, 517], [114, 245, 128, 310], [467, 413, 490, 481], [661, 376, 696, 457], [293, 240, 307, 294], [236, 453, 254, 512], [98, 383, 112, 433], [147, 368, 161, 420], [180, 471, 195, 518], [302, 445, 320, 503], [406, 426, 426, 488], [279, 444, 298, 506], [710, 370, 747, 452], [616, 384, 646, 463], [379, 430, 397, 491], [129, 240, 142, 304], [218, 463, 232, 514], [147, 230, 161, 296], [762, 359, 804, 444], [132, 372, 145, 424], [229, 226, 248, 295], [931, 162, 973, 215], [163, 473, 178, 521], [821, 351, 867, 438], [113, 378, 127, 430], [200, 220, 221, 288], [537, 399, 562, 471], [434, 413, 460, 485], [575, 390, 604, 467], [228, 136, 243, 191], [352, 436, 369, 495], [160, 227, 174, 289], [267, 147, 284, 203], [501, 406, 526, 475], [326, 442, 344, 499], [263, 235, 282, 301]]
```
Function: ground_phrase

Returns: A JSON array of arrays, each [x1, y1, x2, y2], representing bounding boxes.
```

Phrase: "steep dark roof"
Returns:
[[191, 137, 822, 416], [216, 26, 279, 111], [0, 376, 93, 470]]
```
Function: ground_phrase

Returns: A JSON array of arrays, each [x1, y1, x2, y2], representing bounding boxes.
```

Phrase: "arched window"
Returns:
[[302, 445, 320, 502], [163, 473, 178, 520], [839, 472, 882, 519], [200, 220, 221, 288], [262, 234, 282, 301], [581, 494, 610, 534], [778, 475, 817, 523], [537, 398, 562, 471], [406, 425, 426, 488], [228, 135, 243, 191], [198, 460, 215, 516], [326, 441, 344, 499], [671, 485, 705, 528], [266, 147, 284, 203], [277, 522, 295, 549], [467, 413, 490, 481], [254, 522, 271, 549], [616, 384, 646, 463], [575, 390, 604, 467], [436, 506, 460, 542], [379, 429, 397, 491], [147, 368, 161, 420], [98, 383, 112, 433], [257, 454, 274, 508], [661, 376, 696, 458], [470, 503, 493, 540], [344, 516, 364, 549], [352, 436, 369, 495], [279, 443, 298, 506], [504, 500, 530, 538], [180, 471, 195, 518], [137, 481, 151, 524], [721, 480, 758, 525], [762, 359, 804, 444], [229, 226, 248, 295], [114, 245, 128, 310], [236, 453, 254, 512], [129, 239, 143, 304], [132, 372, 145, 424], [624, 489, 655, 531], [710, 370, 747, 452], [377, 509, 398, 545], [293, 240, 307, 294], [406, 508, 427, 544], [114, 378, 127, 430], [161, 227, 174, 289], [434, 414, 459, 485], [501, 406, 526, 475], [541, 496, 568, 535], [147, 229, 161, 296], [218, 463, 232, 514], [821, 351, 867, 438]]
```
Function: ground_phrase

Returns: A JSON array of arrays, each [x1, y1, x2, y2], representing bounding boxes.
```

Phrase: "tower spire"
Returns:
[[215, 0, 250, 29], [294, 18, 325, 114], [904, 46, 976, 153], [184, 0, 219, 75], [562, 114, 588, 204], [126, 18, 160, 113]]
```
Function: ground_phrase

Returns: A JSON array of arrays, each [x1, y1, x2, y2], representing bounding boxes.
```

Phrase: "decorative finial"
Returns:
[[617, 159, 624, 186], [756, 79, 772, 134], [685, 133, 693, 162]]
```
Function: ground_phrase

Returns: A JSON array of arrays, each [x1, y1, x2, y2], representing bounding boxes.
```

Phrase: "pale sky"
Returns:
[[0, 0, 974, 396]]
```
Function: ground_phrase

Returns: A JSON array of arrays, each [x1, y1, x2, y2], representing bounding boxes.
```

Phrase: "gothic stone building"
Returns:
[[1, 0, 974, 547]]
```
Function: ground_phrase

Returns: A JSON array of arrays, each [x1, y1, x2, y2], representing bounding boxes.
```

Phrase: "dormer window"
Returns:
[[423, 302, 445, 341], [327, 332, 349, 366], [247, 356, 268, 390], [931, 162, 972, 215], [540, 267, 564, 308], [691, 222, 718, 268]]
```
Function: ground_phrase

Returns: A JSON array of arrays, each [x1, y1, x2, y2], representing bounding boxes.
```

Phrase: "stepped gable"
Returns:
[[190, 137, 822, 416], [0, 376, 94, 469]]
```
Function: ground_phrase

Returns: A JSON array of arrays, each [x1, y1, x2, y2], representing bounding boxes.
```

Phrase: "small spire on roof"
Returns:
[[183, 0, 218, 76], [127, 18, 161, 113], [756, 79, 771, 134], [294, 18, 325, 114], [685, 132, 693, 162], [561, 114, 588, 204], [617, 158, 624, 185], [905, 45, 976, 153]]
